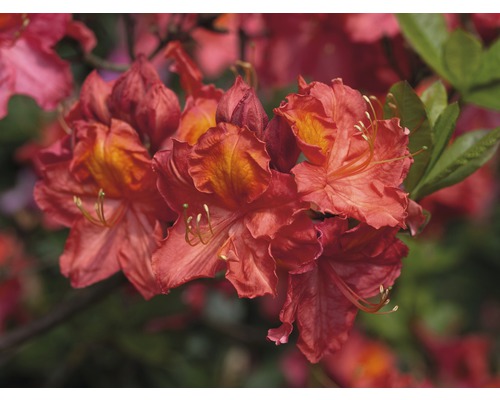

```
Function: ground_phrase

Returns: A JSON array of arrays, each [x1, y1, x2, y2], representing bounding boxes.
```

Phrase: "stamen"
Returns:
[[386, 93, 400, 118], [368, 95, 385, 114], [203, 203, 214, 234], [232, 60, 258, 90], [329, 266, 398, 314], [182, 204, 196, 246], [74, 189, 123, 228], [371, 146, 428, 165], [182, 203, 215, 246], [13, 14, 30, 39], [74, 196, 102, 226], [57, 104, 72, 135]]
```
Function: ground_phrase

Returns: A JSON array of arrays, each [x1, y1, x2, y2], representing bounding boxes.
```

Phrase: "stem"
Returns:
[[83, 52, 130, 73], [123, 13, 136, 61], [0, 274, 126, 353]]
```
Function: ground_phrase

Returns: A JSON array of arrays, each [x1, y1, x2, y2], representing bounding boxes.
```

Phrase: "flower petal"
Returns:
[[275, 94, 336, 164], [152, 217, 227, 294], [79, 70, 112, 124], [118, 211, 163, 299], [60, 216, 124, 288], [70, 120, 157, 199], [223, 227, 278, 298], [188, 123, 271, 208], [175, 96, 218, 145], [0, 38, 72, 115], [271, 210, 322, 271]]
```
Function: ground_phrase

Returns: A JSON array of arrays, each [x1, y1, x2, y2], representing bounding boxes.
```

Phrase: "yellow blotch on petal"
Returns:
[[293, 112, 333, 157], [177, 97, 218, 145], [72, 121, 154, 198], [189, 123, 271, 209]]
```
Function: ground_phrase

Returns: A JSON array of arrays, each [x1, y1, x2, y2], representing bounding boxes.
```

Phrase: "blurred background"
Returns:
[[0, 13, 500, 387]]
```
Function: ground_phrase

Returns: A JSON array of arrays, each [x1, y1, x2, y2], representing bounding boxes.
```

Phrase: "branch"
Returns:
[[123, 13, 137, 61], [0, 274, 126, 353], [83, 52, 130, 73]]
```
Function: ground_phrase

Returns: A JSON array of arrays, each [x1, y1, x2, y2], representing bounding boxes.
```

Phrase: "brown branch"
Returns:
[[0, 274, 127, 353]]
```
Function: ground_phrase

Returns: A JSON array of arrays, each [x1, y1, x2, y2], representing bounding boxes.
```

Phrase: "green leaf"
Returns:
[[426, 102, 460, 172], [442, 29, 483, 90], [463, 81, 500, 110], [420, 80, 448, 126], [396, 14, 449, 78], [384, 81, 433, 192], [472, 37, 500, 86], [413, 128, 500, 199]]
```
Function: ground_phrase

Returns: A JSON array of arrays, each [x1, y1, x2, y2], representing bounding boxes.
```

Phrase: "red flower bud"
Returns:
[[262, 115, 301, 172], [135, 82, 181, 151], [108, 55, 160, 125], [79, 71, 112, 124], [216, 76, 268, 135]]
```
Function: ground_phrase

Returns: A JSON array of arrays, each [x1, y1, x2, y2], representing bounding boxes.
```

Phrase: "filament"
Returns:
[[329, 95, 426, 181], [329, 265, 398, 314], [183, 203, 214, 246], [74, 188, 124, 227]]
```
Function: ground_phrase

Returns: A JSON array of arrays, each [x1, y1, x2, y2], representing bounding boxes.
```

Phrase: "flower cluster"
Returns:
[[33, 41, 414, 363]]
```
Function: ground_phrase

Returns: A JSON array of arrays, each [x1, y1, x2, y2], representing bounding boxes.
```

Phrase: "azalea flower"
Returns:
[[268, 217, 407, 362], [34, 119, 170, 299], [322, 330, 427, 387], [276, 78, 411, 229], [0, 13, 73, 118], [152, 122, 310, 298]]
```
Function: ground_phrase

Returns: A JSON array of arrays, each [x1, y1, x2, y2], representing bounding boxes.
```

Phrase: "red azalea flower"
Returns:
[[268, 217, 407, 363], [0, 13, 73, 118], [34, 119, 170, 299], [152, 122, 309, 298], [322, 330, 427, 387], [276, 78, 411, 229], [415, 324, 500, 387]]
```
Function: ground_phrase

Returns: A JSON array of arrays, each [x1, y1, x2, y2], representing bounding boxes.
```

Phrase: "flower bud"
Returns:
[[216, 76, 268, 135], [79, 71, 112, 124], [108, 55, 160, 125], [135, 82, 181, 151], [262, 115, 301, 172]]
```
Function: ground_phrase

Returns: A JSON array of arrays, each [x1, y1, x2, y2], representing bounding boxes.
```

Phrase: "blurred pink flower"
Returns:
[[0, 14, 73, 118]]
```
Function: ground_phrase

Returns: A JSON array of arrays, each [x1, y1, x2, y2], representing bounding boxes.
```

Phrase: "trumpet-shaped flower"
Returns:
[[268, 217, 407, 362], [152, 122, 310, 298], [276, 78, 411, 229], [34, 119, 170, 298]]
